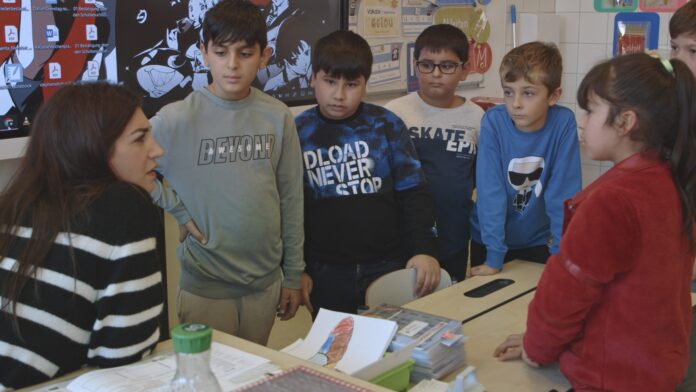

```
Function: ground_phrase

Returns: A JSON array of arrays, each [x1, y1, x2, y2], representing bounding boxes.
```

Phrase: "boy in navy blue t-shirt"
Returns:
[[296, 30, 440, 315]]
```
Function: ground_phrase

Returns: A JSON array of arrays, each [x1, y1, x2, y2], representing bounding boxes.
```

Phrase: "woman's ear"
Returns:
[[615, 110, 638, 135]]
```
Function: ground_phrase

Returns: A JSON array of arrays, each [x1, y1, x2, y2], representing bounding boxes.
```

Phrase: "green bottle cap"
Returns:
[[171, 323, 213, 354]]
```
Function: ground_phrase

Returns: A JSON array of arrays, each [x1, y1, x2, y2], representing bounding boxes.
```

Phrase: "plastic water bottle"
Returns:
[[168, 323, 223, 392]]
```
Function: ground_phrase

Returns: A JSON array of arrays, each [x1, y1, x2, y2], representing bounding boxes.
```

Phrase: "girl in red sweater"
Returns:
[[494, 53, 696, 391]]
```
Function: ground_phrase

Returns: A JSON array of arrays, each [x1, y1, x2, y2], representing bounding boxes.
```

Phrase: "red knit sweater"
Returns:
[[524, 151, 694, 391]]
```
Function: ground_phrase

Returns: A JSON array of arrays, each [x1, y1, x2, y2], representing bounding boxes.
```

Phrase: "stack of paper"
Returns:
[[282, 308, 399, 377], [362, 304, 466, 382]]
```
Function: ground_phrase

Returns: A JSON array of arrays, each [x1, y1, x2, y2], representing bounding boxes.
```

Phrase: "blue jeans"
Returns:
[[306, 259, 405, 319]]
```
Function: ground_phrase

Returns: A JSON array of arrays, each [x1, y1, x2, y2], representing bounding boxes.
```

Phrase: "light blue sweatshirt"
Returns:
[[470, 104, 581, 269]]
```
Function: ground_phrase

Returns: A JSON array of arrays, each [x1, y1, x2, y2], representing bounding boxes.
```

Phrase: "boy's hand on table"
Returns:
[[406, 254, 440, 297], [178, 220, 207, 244], [470, 264, 500, 277], [300, 272, 314, 314], [494, 333, 540, 368], [277, 287, 302, 321]]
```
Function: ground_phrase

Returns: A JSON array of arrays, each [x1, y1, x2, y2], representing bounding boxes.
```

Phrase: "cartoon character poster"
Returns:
[[1, 0, 116, 137], [1, 0, 344, 138], [117, 0, 339, 117]]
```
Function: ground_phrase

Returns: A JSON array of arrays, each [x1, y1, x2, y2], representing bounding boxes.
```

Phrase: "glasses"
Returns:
[[415, 61, 464, 74]]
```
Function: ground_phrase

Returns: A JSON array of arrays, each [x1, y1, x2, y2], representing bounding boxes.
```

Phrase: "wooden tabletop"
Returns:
[[404, 260, 545, 323], [452, 291, 571, 391]]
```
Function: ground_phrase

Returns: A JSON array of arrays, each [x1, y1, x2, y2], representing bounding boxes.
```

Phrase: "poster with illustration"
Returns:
[[639, 0, 686, 12], [1, 0, 115, 138], [401, 0, 438, 36], [1, 0, 345, 140], [359, 0, 401, 38], [432, 4, 491, 74], [117, 0, 343, 116], [612, 12, 659, 56], [595, 0, 638, 12], [369, 42, 403, 87]]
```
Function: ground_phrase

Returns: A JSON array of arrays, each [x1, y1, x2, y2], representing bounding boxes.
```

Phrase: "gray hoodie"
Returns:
[[150, 87, 304, 298]]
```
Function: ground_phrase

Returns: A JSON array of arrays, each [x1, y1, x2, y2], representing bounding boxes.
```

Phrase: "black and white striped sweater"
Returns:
[[0, 183, 164, 390]]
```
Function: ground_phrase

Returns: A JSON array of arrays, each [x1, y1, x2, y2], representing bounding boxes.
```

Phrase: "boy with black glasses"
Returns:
[[386, 24, 484, 281]]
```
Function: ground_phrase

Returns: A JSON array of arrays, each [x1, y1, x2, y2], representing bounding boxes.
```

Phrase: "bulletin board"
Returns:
[[348, 0, 493, 97]]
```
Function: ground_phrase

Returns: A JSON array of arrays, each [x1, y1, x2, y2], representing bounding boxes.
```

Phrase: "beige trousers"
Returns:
[[176, 278, 281, 346]]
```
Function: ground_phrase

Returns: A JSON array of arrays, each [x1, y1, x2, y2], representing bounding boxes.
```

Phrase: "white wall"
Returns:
[[552, 0, 675, 187], [0, 138, 26, 187], [0, 158, 20, 187], [478, 0, 677, 188]]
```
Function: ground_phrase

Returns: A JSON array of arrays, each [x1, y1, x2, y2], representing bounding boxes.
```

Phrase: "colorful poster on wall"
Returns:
[[432, 6, 473, 34], [613, 12, 659, 56], [1, 0, 116, 138], [436, 0, 477, 5], [349, 0, 361, 32], [401, 0, 437, 36], [639, 0, 686, 12], [369, 42, 403, 86], [468, 40, 492, 74], [468, 5, 490, 43], [405, 41, 419, 92], [362, 0, 402, 38], [433, 5, 490, 44], [0, 0, 344, 141], [595, 0, 638, 12], [430, 4, 489, 75]]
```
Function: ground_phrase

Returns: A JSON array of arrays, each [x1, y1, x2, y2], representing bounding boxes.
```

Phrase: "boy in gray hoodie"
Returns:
[[150, 0, 304, 345]]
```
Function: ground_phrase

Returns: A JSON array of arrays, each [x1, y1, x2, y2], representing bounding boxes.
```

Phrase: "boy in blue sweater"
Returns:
[[469, 41, 581, 276], [296, 30, 440, 316]]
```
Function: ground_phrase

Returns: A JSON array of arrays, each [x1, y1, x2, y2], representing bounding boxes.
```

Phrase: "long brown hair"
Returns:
[[577, 54, 696, 248], [0, 83, 141, 325]]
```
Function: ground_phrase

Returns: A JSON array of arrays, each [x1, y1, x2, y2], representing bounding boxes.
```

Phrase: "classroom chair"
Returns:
[[364, 268, 452, 309]]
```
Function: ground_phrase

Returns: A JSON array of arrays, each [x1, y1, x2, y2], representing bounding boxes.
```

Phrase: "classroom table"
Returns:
[[451, 291, 571, 391], [404, 260, 544, 323], [437, 285, 696, 391], [24, 330, 392, 392]]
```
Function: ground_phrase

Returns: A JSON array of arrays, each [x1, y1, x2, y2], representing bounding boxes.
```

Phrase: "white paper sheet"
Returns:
[[64, 342, 276, 392], [282, 308, 397, 375]]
